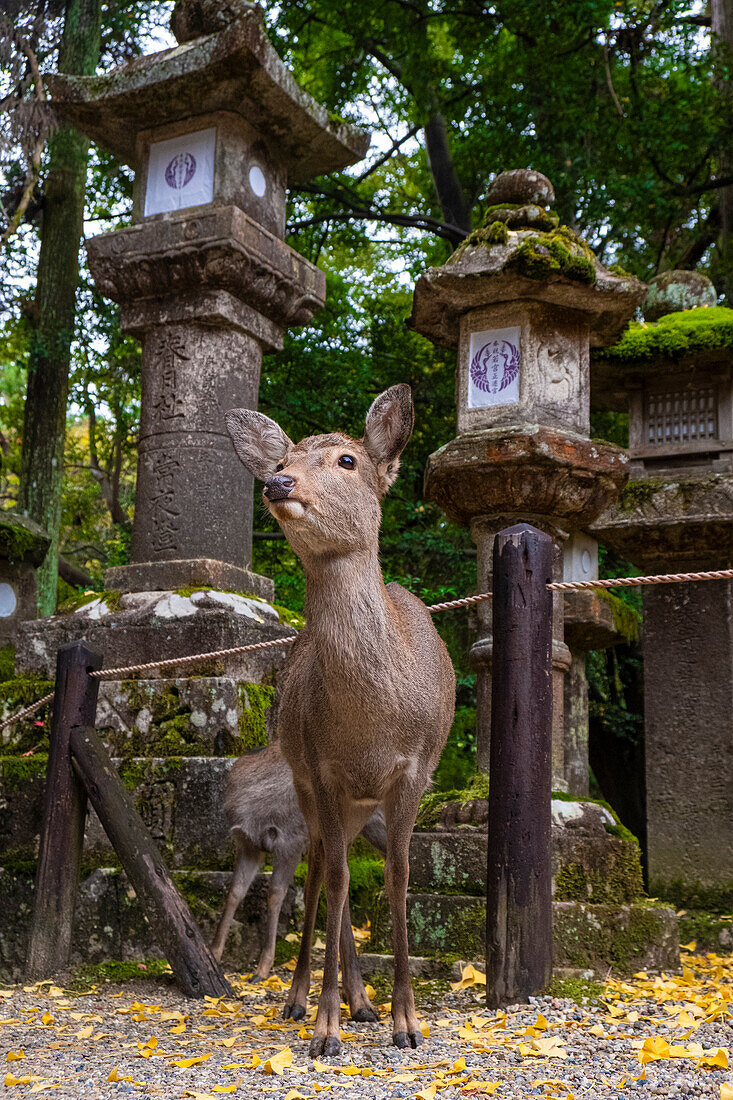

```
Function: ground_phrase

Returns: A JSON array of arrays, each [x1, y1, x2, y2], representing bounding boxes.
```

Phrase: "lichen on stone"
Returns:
[[596, 305, 733, 363], [482, 203, 560, 232], [237, 682, 274, 751]]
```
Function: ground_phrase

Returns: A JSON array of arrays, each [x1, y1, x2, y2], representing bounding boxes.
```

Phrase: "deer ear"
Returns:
[[363, 384, 414, 492], [225, 409, 293, 482]]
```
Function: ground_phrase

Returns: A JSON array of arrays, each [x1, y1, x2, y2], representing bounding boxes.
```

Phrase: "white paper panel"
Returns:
[[144, 128, 216, 217], [467, 326, 521, 409]]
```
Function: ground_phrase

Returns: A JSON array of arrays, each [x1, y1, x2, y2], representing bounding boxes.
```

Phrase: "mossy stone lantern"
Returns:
[[411, 169, 644, 788], [49, 0, 368, 597], [591, 274, 733, 898]]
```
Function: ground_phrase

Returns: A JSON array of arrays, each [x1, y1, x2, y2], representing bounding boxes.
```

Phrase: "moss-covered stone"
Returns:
[[0, 675, 53, 752], [652, 878, 733, 912], [0, 644, 15, 683], [555, 843, 644, 904], [238, 682, 274, 751], [676, 909, 733, 953], [596, 590, 640, 644], [509, 232, 596, 285], [553, 900, 679, 974], [595, 305, 733, 363], [617, 478, 666, 514], [0, 753, 48, 791], [482, 203, 560, 232], [0, 516, 49, 564]]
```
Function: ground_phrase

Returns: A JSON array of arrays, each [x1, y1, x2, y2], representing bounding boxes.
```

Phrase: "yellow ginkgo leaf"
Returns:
[[4, 1074, 32, 1087], [679, 941, 697, 951], [697, 1049, 729, 1071], [451, 965, 487, 991], [170, 1054, 212, 1069], [639, 1037, 671, 1063], [40, 1012, 54, 1025], [212, 1085, 239, 1094], [263, 1047, 293, 1076], [5, 1051, 24, 1062], [420, 1021, 431, 1039], [107, 1068, 133, 1082], [75, 1025, 93, 1040], [283, 1092, 309, 1100], [720, 1084, 733, 1100], [416, 1086, 438, 1100]]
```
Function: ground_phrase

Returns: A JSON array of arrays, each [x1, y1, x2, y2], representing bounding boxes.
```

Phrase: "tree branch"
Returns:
[[1, 37, 47, 244]]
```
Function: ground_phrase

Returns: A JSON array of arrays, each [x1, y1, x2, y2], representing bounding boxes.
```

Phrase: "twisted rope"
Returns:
[[548, 567, 733, 592], [2, 565, 731, 732], [0, 691, 54, 734]]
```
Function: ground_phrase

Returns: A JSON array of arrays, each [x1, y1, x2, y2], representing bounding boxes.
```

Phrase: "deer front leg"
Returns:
[[283, 839, 323, 1021], [211, 834, 262, 963], [254, 846, 301, 980], [385, 779, 424, 1049], [309, 801, 350, 1058], [339, 895, 379, 1022]]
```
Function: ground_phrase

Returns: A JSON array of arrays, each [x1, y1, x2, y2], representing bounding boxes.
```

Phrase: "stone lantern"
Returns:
[[411, 169, 645, 788], [591, 272, 733, 899], [0, 514, 50, 646], [48, 0, 368, 597]]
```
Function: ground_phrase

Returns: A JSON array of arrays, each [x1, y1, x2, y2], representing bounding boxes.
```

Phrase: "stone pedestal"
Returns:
[[369, 797, 679, 975], [593, 479, 733, 901]]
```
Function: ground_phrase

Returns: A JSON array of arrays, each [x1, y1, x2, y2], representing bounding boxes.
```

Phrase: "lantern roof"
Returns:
[[409, 170, 645, 350], [47, 6, 369, 184]]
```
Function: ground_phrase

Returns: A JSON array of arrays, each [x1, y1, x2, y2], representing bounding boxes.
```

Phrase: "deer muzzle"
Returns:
[[264, 474, 296, 502]]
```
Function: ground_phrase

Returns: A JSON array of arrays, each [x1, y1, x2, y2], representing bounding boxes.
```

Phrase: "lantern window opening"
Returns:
[[644, 384, 719, 448]]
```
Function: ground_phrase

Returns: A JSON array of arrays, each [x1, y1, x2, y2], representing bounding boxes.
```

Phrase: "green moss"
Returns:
[[117, 756, 186, 792], [617, 478, 666, 514], [676, 909, 732, 952], [541, 975, 604, 1005], [272, 603, 305, 630], [608, 262, 634, 278], [554, 901, 670, 974], [596, 590, 640, 644], [484, 220, 509, 245], [0, 645, 15, 683], [237, 682, 274, 751], [57, 590, 101, 614], [508, 228, 597, 285], [0, 753, 48, 790], [555, 843, 644, 904], [549, 790, 639, 846], [173, 586, 303, 631], [68, 957, 171, 992], [482, 203, 560, 232], [0, 519, 42, 563], [652, 879, 733, 912], [596, 305, 733, 363]]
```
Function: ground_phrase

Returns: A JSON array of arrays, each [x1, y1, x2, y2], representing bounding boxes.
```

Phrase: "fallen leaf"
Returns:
[[4, 1052, 24, 1062], [451, 965, 487, 991], [721, 1084, 733, 1100], [170, 1054, 212, 1069], [107, 1068, 133, 1082], [697, 1049, 729, 1070], [415, 1086, 438, 1100], [4, 1074, 32, 1087], [263, 1047, 293, 1075]]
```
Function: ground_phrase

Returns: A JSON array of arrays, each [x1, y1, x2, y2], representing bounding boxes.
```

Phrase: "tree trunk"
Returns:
[[424, 111, 473, 242], [18, 0, 101, 616], [711, 0, 733, 303]]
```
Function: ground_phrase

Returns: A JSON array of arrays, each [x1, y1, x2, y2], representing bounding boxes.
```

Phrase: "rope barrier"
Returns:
[[548, 567, 733, 592], [2, 565, 732, 732]]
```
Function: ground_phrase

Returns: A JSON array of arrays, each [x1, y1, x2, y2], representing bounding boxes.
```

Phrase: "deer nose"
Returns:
[[264, 474, 296, 501]]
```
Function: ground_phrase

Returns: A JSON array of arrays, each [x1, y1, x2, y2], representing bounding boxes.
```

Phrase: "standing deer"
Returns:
[[225, 385, 455, 1056], [211, 740, 386, 979]]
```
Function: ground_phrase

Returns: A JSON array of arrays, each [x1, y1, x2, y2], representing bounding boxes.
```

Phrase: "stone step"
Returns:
[[0, 756, 236, 870], [410, 799, 644, 904], [0, 866, 297, 983], [371, 892, 679, 976]]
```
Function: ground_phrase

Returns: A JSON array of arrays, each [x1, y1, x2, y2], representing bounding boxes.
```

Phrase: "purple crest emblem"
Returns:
[[165, 152, 197, 191], [470, 339, 520, 395]]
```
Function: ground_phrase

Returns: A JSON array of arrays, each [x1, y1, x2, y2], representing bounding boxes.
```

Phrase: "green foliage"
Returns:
[[598, 306, 733, 362], [0, 645, 15, 683], [541, 975, 604, 1005]]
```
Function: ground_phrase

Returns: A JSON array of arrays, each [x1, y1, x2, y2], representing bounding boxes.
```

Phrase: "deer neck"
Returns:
[[302, 548, 393, 665]]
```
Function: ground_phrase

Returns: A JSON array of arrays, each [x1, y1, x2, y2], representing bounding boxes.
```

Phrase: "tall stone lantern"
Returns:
[[411, 170, 644, 787], [591, 273, 733, 900], [48, 0, 369, 598]]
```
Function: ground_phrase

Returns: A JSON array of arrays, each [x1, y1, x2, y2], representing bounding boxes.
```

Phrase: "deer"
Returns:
[[225, 384, 455, 1057], [211, 740, 387, 979]]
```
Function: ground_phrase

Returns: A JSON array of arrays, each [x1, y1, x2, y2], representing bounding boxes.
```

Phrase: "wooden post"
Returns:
[[486, 523, 553, 1007], [70, 723, 232, 998], [27, 641, 102, 979]]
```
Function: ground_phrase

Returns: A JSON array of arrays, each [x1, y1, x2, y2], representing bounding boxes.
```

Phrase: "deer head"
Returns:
[[225, 385, 414, 557]]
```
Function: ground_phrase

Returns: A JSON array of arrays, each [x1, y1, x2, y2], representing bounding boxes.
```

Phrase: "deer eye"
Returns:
[[275, 462, 284, 472], [338, 454, 356, 470]]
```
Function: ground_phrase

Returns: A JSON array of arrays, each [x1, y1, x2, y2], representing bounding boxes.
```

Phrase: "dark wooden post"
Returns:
[[70, 723, 232, 998], [27, 640, 102, 978], [486, 523, 553, 1007]]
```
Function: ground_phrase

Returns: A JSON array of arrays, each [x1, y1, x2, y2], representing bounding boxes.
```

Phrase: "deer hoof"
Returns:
[[283, 1002, 306, 1021], [352, 1006, 379, 1023], [324, 1036, 342, 1057], [393, 1029, 420, 1049], [250, 975, 264, 985], [308, 1034, 342, 1059]]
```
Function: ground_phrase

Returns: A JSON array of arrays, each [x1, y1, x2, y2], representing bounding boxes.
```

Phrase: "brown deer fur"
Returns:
[[225, 385, 455, 1056], [211, 741, 386, 981]]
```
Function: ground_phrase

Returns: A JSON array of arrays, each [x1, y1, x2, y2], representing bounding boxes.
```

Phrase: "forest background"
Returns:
[[1, 0, 732, 845]]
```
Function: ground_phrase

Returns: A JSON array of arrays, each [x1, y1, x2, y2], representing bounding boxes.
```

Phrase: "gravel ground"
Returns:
[[1, 951, 731, 1099]]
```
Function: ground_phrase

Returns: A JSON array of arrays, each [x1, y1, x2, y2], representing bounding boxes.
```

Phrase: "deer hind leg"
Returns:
[[254, 845, 301, 980], [283, 837, 323, 1022], [211, 832, 262, 963], [385, 777, 425, 1049], [339, 894, 378, 1022]]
